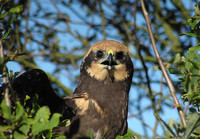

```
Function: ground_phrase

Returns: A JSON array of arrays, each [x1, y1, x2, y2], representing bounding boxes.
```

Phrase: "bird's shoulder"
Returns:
[[64, 93, 104, 117]]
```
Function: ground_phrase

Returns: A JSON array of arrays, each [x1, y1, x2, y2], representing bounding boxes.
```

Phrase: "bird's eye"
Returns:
[[116, 51, 124, 60], [96, 50, 104, 58]]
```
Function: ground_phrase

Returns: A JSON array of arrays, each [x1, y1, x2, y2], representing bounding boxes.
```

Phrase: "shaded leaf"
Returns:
[[185, 51, 195, 70], [0, 132, 6, 139], [1, 99, 11, 120], [0, 125, 11, 132], [0, 12, 8, 19], [15, 102, 24, 121], [2, 27, 11, 40], [184, 112, 200, 138]]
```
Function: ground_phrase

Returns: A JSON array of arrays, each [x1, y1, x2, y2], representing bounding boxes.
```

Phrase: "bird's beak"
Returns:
[[101, 50, 117, 70]]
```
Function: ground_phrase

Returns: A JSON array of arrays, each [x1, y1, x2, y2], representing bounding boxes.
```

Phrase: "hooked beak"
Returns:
[[101, 53, 117, 70]]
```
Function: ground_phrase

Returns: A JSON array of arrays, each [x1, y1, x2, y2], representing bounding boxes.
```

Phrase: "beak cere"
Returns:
[[101, 52, 117, 70]]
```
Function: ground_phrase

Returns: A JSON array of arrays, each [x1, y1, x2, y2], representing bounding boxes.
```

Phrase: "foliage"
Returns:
[[0, 98, 62, 139], [164, 2, 200, 138], [0, 0, 200, 139]]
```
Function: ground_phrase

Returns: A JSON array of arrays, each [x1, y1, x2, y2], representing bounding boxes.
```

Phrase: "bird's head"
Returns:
[[81, 40, 133, 82]]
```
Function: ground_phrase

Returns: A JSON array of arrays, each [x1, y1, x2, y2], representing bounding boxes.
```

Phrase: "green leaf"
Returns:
[[188, 60, 200, 70], [0, 12, 8, 19], [32, 106, 52, 135], [168, 68, 182, 74], [188, 18, 197, 30], [19, 124, 30, 134], [15, 102, 24, 121], [188, 45, 200, 52], [14, 131, 26, 139], [0, 132, 6, 139], [168, 119, 175, 131], [2, 27, 11, 40], [24, 118, 34, 125], [53, 135, 67, 139], [32, 120, 47, 135], [45, 113, 61, 129], [34, 106, 50, 122], [0, 125, 11, 132], [173, 53, 181, 64], [87, 130, 93, 139], [194, 2, 200, 16], [184, 112, 200, 139], [1, 99, 11, 120], [185, 51, 195, 70], [153, 65, 160, 71], [24, 95, 30, 101], [180, 32, 198, 37], [9, 14, 17, 24], [32, 113, 61, 135], [116, 132, 135, 139], [9, 5, 23, 13]]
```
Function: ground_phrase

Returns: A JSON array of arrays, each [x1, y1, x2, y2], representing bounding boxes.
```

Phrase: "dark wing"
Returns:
[[12, 69, 74, 119], [53, 93, 89, 138]]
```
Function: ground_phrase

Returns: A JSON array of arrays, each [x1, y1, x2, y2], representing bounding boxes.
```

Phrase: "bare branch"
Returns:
[[0, 39, 11, 108], [139, 0, 186, 128]]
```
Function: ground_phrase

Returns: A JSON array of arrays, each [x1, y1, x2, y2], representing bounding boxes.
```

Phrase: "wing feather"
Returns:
[[12, 69, 74, 119]]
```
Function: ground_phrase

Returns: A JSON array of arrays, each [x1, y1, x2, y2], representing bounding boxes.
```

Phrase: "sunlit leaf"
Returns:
[[9, 5, 23, 13], [45, 113, 61, 129], [14, 131, 26, 139], [116, 132, 135, 139], [19, 124, 30, 135], [0, 125, 11, 132], [180, 32, 198, 37]]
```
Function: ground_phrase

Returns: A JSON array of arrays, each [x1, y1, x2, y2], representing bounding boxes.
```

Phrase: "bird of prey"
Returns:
[[12, 40, 134, 139]]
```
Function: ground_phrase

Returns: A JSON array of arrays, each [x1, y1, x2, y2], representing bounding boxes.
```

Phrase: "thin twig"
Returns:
[[184, 101, 190, 116], [23, 0, 30, 49], [0, 39, 11, 108], [132, 0, 156, 112], [99, 0, 106, 40], [139, 0, 186, 128]]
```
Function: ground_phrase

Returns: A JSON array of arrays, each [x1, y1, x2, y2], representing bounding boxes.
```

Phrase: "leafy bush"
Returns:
[[0, 99, 62, 139], [165, 2, 200, 138]]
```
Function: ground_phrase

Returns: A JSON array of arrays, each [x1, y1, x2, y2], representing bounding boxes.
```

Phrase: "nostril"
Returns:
[[101, 60, 109, 65], [101, 53, 117, 66], [111, 61, 117, 66], [101, 60, 117, 66]]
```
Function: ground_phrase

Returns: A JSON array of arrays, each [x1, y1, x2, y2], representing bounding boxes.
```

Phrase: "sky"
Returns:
[[6, 0, 196, 138]]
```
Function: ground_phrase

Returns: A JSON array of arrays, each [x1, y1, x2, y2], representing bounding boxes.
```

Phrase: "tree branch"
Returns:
[[139, 0, 186, 128], [0, 39, 11, 108]]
